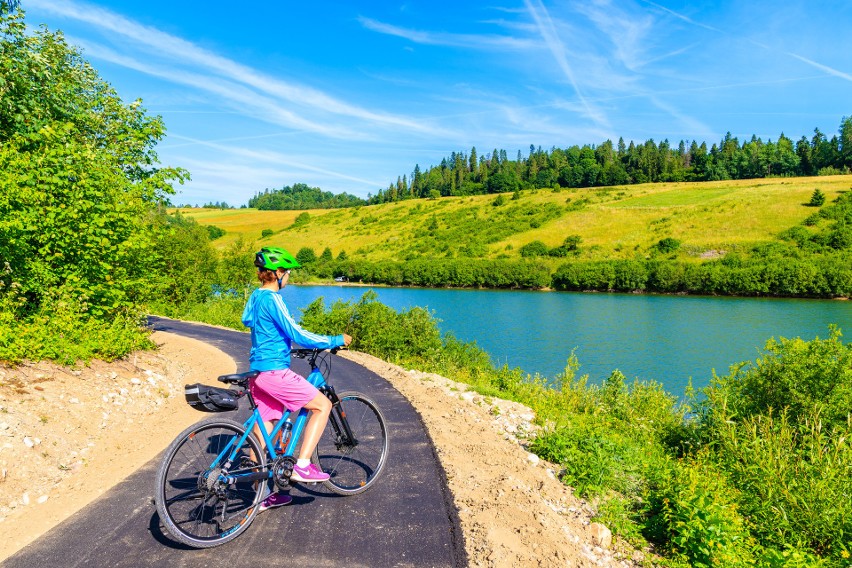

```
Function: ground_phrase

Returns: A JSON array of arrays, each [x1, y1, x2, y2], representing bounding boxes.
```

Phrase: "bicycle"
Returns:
[[154, 347, 389, 548]]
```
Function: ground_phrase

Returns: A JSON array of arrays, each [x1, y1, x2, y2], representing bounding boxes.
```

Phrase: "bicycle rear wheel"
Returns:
[[154, 417, 266, 548], [313, 392, 389, 495]]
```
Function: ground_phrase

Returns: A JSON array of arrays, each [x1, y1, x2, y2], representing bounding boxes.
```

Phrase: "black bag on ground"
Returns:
[[184, 383, 239, 412]]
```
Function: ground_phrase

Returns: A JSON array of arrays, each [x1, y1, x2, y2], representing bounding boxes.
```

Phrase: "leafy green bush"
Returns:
[[296, 246, 317, 265], [331, 258, 550, 289], [519, 240, 549, 257], [292, 212, 311, 228], [149, 211, 220, 308], [299, 291, 442, 365], [0, 8, 183, 363], [552, 257, 852, 298], [712, 411, 852, 561], [549, 235, 582, 257], [176, 295, 248, 330], [703, 327, 852, 430], [645, 460, 754, 567], [655, 237, 682, 254], [205, 225, 226, 240], [0, 289, 152, 365], [696, 328, 852, 563]]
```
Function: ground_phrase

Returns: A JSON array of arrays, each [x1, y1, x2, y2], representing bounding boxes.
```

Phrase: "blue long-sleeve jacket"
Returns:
[[241, 288, 344, 371]]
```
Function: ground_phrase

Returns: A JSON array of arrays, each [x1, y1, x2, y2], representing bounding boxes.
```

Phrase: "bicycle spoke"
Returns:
[[314, 393, 388, 495], [155, 419, 266, 547]]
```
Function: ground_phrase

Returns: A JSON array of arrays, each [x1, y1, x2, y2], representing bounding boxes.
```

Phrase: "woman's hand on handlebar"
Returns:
[[343, 333, 353, 347]]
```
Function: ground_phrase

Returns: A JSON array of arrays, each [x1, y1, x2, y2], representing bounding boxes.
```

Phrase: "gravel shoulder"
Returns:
[[0, 332, 640, 566]]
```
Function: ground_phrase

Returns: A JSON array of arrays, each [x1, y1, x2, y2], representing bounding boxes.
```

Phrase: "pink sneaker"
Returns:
[[259, 491, 292, 512], [291, 463, 330, 483]]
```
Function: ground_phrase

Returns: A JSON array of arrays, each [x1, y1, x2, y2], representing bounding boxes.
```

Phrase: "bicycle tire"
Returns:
[[312, 391, 389, 495], [154, 417, 266, 548]]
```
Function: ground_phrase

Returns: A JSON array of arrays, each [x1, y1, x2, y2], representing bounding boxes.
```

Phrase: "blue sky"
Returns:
[[22, 0, 852, 206]]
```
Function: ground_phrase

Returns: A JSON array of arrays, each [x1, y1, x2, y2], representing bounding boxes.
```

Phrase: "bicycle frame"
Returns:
[[213, 362, 334, 486]]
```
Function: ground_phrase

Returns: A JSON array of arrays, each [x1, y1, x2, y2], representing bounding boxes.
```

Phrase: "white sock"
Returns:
[[296, 459, 310, 468]]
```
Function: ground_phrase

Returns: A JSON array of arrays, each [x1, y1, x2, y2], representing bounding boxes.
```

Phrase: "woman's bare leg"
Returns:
[[298, 392, 332, 461]]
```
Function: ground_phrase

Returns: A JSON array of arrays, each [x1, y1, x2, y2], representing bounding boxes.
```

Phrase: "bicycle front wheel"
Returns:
[[154, 417, 267, 548], [313, 392, 389, 495]]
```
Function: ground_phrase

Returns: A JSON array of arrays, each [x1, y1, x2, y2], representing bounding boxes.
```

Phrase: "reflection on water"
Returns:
[[284, 285, 851, 395]]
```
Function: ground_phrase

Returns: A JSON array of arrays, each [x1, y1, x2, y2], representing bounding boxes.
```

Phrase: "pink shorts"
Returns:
[[249, 368, 319, 423]]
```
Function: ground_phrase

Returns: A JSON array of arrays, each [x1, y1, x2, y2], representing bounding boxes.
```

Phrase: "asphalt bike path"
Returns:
[[2, 316, 466, 568]]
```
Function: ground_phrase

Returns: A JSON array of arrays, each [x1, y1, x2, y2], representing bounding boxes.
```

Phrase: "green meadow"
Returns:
[[177, 175, 852, 265]]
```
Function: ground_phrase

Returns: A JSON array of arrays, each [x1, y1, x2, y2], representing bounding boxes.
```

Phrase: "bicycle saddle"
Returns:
[[217, 370, 260, 387]]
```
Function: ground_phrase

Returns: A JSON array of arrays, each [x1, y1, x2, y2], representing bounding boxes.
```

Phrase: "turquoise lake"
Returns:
[[284, 285, 851, 395]]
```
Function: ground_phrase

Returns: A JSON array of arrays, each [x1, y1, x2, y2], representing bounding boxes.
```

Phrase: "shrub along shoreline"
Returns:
[[290, 254, 852, 299]]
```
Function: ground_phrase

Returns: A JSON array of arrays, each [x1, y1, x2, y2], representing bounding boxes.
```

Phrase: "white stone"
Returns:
[[21, 493, 29, 506], [37, 495, 48, 504], [527, 453, 540, 466], [130, 378, 141, 385], [589, 522, 612, 549], [69, 398, 80, 404]]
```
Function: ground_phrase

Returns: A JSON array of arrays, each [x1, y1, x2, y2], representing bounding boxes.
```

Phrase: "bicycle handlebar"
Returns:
[[290, 346, 344, 358]]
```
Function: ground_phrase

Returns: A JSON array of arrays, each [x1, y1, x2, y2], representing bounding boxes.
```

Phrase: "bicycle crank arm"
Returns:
[[221, 471, 271, 485]]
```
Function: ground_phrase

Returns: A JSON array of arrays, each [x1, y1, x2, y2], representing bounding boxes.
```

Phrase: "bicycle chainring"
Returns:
[[272, 456, 296, 489]]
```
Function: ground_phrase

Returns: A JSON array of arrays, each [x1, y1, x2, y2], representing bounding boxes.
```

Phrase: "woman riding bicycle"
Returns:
[[241, 246, 352, 511]]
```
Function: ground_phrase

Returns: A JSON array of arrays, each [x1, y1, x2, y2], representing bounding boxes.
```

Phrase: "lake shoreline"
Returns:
[[294, 278, 850, 301]]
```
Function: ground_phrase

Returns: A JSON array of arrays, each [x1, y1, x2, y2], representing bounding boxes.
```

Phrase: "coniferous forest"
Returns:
[[366, 118, 852, 204], [244, 117, 852, 210]]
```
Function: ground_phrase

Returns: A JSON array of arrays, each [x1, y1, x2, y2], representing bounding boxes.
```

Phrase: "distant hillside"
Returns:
[[179, 175, 851, 263]]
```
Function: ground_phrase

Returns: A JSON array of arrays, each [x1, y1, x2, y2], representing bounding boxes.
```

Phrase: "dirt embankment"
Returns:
[[0, 332, 642, 566]]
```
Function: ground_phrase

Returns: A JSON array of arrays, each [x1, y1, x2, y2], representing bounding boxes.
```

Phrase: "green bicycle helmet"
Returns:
[[254, 246, 301, 270]]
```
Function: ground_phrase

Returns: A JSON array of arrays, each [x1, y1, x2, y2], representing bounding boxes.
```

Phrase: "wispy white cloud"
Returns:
[[634, 43, 699, 68], [168, 135, 386, 188], [645, 96, 716, 140], [357, 16, 540, 50], [70, 37, 352, 138], [786, 53, 852, 82], [640, 0, 723, 33], [637, 0, 851, 85], [29, 0, 448, 137], [572, 1, 654, 72], [522, 0, 610, 128]]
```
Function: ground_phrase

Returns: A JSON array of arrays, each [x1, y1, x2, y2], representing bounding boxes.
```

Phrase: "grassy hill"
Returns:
[[177, 175, 852, 266]]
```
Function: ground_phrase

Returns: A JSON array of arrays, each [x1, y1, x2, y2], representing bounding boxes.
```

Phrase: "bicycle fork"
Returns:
[[321, 385, 358, 448]]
